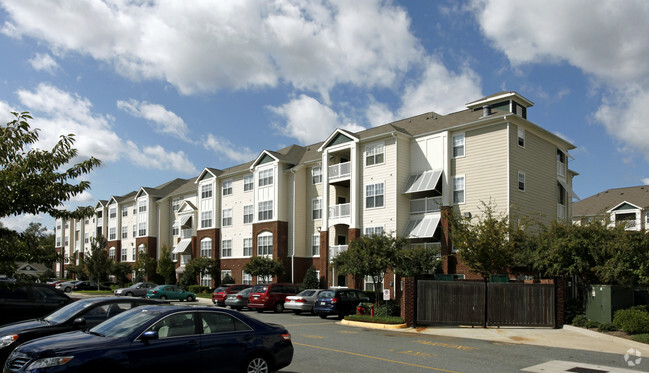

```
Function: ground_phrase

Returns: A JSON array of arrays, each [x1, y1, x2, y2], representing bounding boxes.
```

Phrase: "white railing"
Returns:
[[410, 197, 442, 214], [616, 220, 637, 230], [181, 229, 193, 239], [329, 161, 351, 179], [557, 161, 566, 177], [557, 204, 566, 219], [329, 245, 348, 261], [329, 203, 351, 219]]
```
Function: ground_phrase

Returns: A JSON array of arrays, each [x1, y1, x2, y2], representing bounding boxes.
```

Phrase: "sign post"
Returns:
[[383, 289, 390, 316]]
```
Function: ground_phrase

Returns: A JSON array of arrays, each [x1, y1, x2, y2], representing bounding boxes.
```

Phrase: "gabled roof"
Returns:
[[465, 91, 534, 109], [135, 178, 192, 199], [178, 200, 197, 213], [251, 145, 307, 169], [318, 129, 359, 152], [573, 185, 649, 216], [165, 177, 198, 197], [95, 200, 108, 209], [196, 168, 221, 182]]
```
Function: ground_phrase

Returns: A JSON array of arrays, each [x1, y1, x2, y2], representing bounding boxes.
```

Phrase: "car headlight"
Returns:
[[26, 356, 74, 370], [0, 334, 18, 348]]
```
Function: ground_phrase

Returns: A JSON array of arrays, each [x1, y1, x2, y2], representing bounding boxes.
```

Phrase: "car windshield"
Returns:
[[297, 290, 315, 297], [251, 285, 267, 293], [214, 287, 228, 292], [129, 283, 143, 288], [319, 290, 335, 298], [44, 299, 97, 324], [90, 308, 164, 338], [239, 288, 252, 295]]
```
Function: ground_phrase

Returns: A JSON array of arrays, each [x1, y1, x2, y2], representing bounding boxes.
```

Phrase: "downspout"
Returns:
[[290, 169, 296, 284], [392, 132, 398, 300]]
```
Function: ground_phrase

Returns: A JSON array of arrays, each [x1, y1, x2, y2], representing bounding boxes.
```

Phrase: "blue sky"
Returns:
[[1, 0, 648, 233]]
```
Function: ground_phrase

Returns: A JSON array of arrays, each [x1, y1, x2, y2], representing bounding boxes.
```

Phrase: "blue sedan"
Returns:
[[4, 305, 293, 373]]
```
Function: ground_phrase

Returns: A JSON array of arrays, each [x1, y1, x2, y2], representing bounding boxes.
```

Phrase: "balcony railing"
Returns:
[[329, 162, 351, 180], [410, 197, 442, 214], [329, 203, 351, 219], [329, 245, 348, 261], [557, 204, 566, 219], [181, 229, 193, 239], [616, 220, 638, 230]]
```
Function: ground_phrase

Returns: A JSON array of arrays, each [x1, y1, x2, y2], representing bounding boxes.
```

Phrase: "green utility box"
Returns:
[[585, 285, 634, 323], [489, 274, 509, 283], [434, 274, 454, 281]]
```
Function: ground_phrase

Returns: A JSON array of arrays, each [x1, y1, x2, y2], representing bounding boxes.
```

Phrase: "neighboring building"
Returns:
[[54, 92, 577, 295], [572, 185, 649, 231]]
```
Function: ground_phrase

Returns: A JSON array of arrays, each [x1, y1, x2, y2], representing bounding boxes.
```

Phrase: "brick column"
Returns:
[[555, 277, 565, 328], [319, 230, 329, 287], [440, 206, 455, 274], [401, 277, 416, 327]]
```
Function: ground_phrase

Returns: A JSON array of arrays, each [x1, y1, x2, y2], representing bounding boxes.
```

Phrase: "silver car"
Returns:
[[285, 289, 324, 315], [224, 287, 253, 311], [114, 282, 158, 297], [55, 280, 80, 292]]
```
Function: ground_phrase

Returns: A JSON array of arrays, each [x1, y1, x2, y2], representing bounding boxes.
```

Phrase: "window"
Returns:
[[222, 209, 233, 227], [201, 184, 213, 199], [131, 247, 136, 261], [109, 247, 115, 261], [258, 200, 273, 221], [201, 211, 213, 228], [312, 234, 320, 256], [138, 222, 147, 237], [172, 221, 179, 236], [557, 149, 566, 177], [84, 233, 89, 244], [257, 233, 273, 256], [200, 238, 212, 257], [453, 134, 465, 158], [518, 128, 525, 147], [365, 143, 384, 166], [222, 180, 232, 196], [109, 208, 116, 219], [365, 183, 384, 209], [172, 198, 181, 212], [138, 201, 147, 213], [243, 205, 253, 224], [312, 166, 322, 184], [132, 206, 136, 214], [258, 169, 273, 187], [121, 226, 128, 239], [56, 238, 61, 247], [244, 174, 254, 191], [364, 275, 383, 292], [243, 238, 252, 257], [132, 225, 136, 238], [312, 199, 322, 220], [242, 271, 252, 285], [109, 227, 116, 240], [122, 206, 128, 217], [121, 248, 127, 262], [453, 176, 465, 204], [518, 171, 525, 191], [364, 226, 384, 236], [138, 244, 146, 254], [200, 274, 212, 287], [221, 239, 232, 257]]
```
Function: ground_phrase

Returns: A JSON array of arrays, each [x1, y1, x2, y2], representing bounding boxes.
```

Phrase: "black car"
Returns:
[[4, 305, 293, 373], [0, 297, 163, 364], [313, 288, 370, 319], [0, 283, 74, 326], [72, 281, 111, 291]]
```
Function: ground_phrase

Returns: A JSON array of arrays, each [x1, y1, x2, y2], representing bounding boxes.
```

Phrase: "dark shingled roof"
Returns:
[[573, 185, 649, 216]]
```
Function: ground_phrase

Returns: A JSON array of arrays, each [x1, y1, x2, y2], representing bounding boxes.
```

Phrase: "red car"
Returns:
[[212, 284, 252, 306], [247, 283, 303, 313]]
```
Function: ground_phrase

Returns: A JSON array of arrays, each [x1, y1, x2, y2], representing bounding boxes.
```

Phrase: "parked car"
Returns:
[[45, 280, 64, 287], [0, 296, 164, 364], [72, 281, 111, 291], [212, 284, 252, 306], [313, 288, 370, 319], [4, 305, 294, 373], [285, 289, 325, 315], [146, 285, 195, 301], [0, 283, 75, 326], [54, 280, 79, 292], [247, 283, 303, 313], [224, 287, 253, 311], [113, 282, 158, 297]]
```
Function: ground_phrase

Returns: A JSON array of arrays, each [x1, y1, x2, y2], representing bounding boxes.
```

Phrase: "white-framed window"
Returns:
[[109, 207, 116, 219], [172, 221, 179, 236], [172, 198, 181, 212], [242, 271, 252, 285], [201, 211, 213, 228], [132, 206, 137, 214], [222, 179, 233, 196], [243, 238, 253, 257], [109, 227, 116, 240], [122, 205, 128, 217], [365, 143, 384, 166], [121, 226, 128, 239], [364, 226, 384, 236], [364, 275, 384, 292], [312, 198, 322, 220], [64, 238, 68, 247], [244, 174, 254, 191], [257, 233, 273, 257], [200, 238, 212, 257], [132, 225, 136, 238], [121, 248, 127, 262], [138, 222, 146, 237], [65, 221, 69, 228], [201, 183, 213, 199], [243, 205, 253, 224], [258, 200, 273, 221], [84, 233, 89, 244], [258, 169, 273, 187], [222, 208, 233, 227], [138, 200, 147, 213], [518, 128, 525, 148], [131, 247, 136, 261], [453, 133, 465, 158], [56, 238, 61, 246], [312, 166, 322, 184], [109, 247, 115, 261], [138, 244, 146, 254], [453, 175, 465, 204], [312, 234, 320, 257], [518, 171, 526, 191], [557, 149, 566, 177], [221, 239, 232, 257], [200, 273, 212, 287], [221, 270, 232, 280], [365, 183, 384, 209]]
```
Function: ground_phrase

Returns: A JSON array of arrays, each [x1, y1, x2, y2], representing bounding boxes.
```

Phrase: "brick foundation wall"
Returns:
[[401, 277, 416, 327], [253, 221, 289, 282]]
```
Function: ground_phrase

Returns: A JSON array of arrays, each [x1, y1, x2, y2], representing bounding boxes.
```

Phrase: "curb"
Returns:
[[340, 319, 409, 330], [563, 325, 649, 352]]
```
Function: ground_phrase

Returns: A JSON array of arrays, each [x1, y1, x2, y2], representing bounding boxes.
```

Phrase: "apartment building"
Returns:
[[55, 91, 577, 293], [572, 185, 649, 231]]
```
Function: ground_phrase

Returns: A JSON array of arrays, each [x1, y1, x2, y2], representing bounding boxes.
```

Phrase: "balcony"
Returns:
[[616, 219, 638, 230], [410, 197, 442, 214], [329, 203, 351, 219], [329, 161, 351, 181], [329, 245, 348, 261], [557, 204, 566, 219]]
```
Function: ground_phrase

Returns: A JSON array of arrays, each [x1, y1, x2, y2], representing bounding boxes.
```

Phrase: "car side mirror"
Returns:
[[73, 318, 87, 328], [141, 331, 158, 341]]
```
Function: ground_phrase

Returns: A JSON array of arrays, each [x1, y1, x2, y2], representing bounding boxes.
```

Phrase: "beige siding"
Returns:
[[301, 165, 322, 257], [361, 137, 398, 234], [221, 172, 255, 258], [396, 135, 412, 237]]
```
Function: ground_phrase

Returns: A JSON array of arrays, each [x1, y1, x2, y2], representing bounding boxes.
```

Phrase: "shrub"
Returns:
[[373, 300, 401, 318], [572, 314, 589, 327], [188, 285, 211, 294], [585, 320, 601, 329], [631, 334, 649, 344], [598, 322, 617, 332], [564, 298, 584, 325], [613, 309, 649, 334], [345, 314, 405, 324]]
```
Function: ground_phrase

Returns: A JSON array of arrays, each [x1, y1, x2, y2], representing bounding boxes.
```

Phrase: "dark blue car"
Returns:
[[4, 305, 293, 373]]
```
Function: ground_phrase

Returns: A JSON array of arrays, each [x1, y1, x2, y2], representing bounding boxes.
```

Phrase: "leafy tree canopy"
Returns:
[[156, 246, 176, 285], [302, 265, 320, 289], [83, 235, 111, 285], [243, 256, 285, 283]]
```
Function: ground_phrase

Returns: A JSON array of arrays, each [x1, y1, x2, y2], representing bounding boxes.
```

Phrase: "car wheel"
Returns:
[[160, 295, 167, 300], [318, 314, 327, 319], [125, 292, 133, 297], [256, 309, 264, 313], [273, 303, 284, 313], [233, 306, 242, 311], [293, 310, 302, 315], [65, 286, 71, 292], [186, 295, 195, 302], [337, 312, 346, 320], [243, 355, 270, 373]]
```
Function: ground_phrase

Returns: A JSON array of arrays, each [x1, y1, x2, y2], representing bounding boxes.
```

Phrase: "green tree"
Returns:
[[303, 265, 320, 289], [180, 257, 219, 289], [65, 263, 86, 280], [221, 273, 235, 285], [110, 261, 133, 287], [156, 246, 176, 284], [84, 235, 111, 287], [243, 256, 285, 283], [393, 244, 443, 278], [134, 251, 156, 282]]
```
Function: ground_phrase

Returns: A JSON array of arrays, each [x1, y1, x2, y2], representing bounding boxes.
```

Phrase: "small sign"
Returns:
[[383, 289, 390, 301]]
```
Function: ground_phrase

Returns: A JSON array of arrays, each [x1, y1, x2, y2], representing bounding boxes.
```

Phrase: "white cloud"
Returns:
[[203, 134, 257, 163], [0, 101, 15, 123], [642, 178, 649, 185], [69, 190, 94, 203], [365, 98, 397, 128], [117, 99, 191, 142], [269, 94, 365, 145], [0, 0, 420, 97], [125, 141, 198, 175], [28, 53, 59, 74], [0, 214, 46, 233]]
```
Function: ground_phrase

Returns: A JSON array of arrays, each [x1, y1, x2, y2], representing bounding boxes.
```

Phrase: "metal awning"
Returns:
[[402, 169, 442, 194], [171, 238, 192, 254], [558, 178, 580, 200], [179, 215, 192, 229], [403, 215, 441, 238]]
